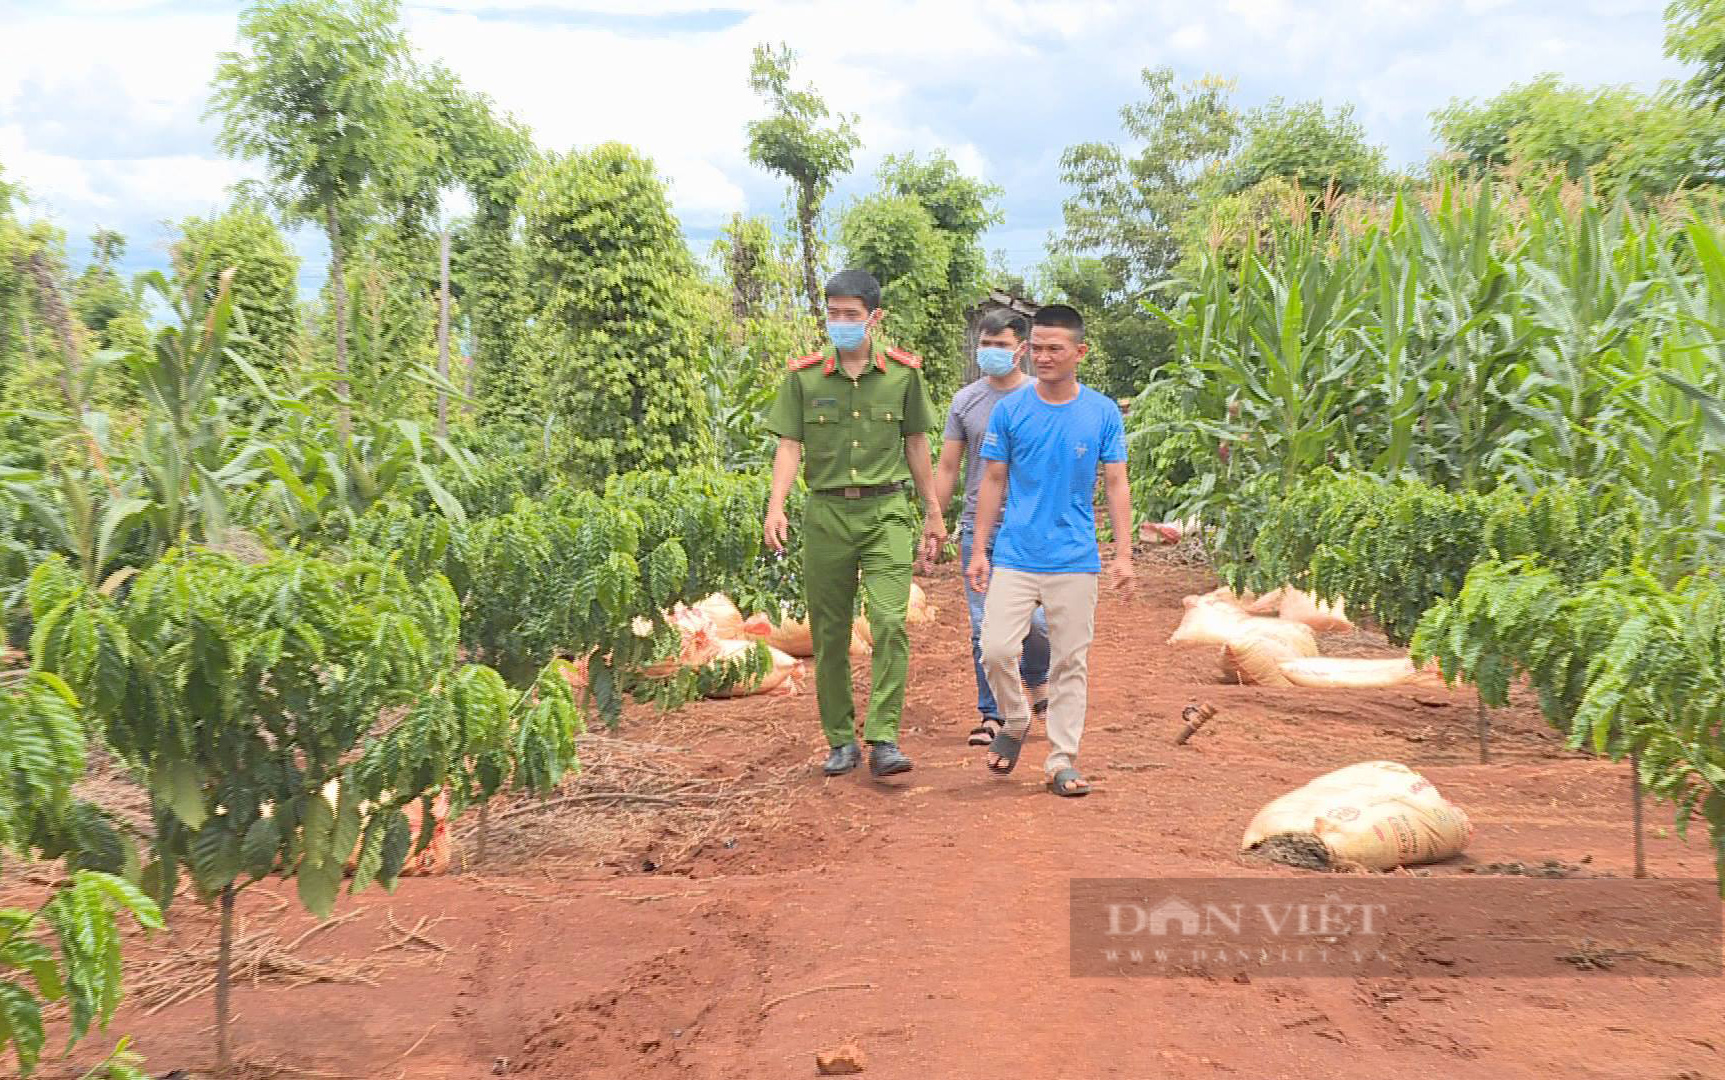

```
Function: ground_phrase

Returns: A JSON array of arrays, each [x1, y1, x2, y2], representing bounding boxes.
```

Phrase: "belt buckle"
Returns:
[[843, 486, 861, 498]]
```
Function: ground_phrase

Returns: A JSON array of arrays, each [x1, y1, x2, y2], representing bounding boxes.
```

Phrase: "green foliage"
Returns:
[[746, 42, 861, 318], [1250, 473, 1638, 645], [694, 345, 778, 472], [1121, 373, 1208, 522], [1142, 182, 1725, 569], [0, 672, 162, 1077], [1668, 0, 1725, 110], [520, 143, 716, 482], [317, 224, 439, 421], [28, 545, 571, 918], [244, 400, 476, 546], [1432, 74, 1725, 197], [174, 197, 303, 402], [209, 0, 434, 233], [711, 213, 821, 369], [1215, 98, 1389, 199], [841, 152, 1001, 397], [0, 257, 264, 638], [1059, 68, 1241, 291], [1037, 253, 1174, 398], [840, 194, 950, 359], [434, 422, 565, 521], [71, 231, 149, 358], [422, 65, 539, 430], [437, 468, 795, 726], [1415, 561, 1725, 889]]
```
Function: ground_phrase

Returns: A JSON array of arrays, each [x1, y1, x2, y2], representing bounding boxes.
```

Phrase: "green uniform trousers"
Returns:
[[803, 490, 915, 747]]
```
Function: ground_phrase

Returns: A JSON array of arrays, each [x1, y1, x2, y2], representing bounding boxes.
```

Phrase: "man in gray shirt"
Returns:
[[933, 309, 1050, 748]]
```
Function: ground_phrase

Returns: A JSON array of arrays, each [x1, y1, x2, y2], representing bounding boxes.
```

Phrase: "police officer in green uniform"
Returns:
[[763, 269, 945, 778]]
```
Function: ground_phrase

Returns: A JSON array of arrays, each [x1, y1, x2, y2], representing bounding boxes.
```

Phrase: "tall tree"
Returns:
[[1053, 68, 1238, 397], [415, 63, 539, 427], [1667, 0, 1725, 110], [1433, 74, 1725, 196], [746, 42, 861, 320], [841, 151, 1001, 395], [1216, 99, 1388, 198], [174, 196, 302, 398], [521, 143, 715, 480], [1059, 67, 1240, 294], [208, 0, 435, 436], [71, 229, 148, 355]]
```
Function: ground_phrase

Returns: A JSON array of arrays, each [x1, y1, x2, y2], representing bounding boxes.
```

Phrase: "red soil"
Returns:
[[33, 552, 1725, 1080]]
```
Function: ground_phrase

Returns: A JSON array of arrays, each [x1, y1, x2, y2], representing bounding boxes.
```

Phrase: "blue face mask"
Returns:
[[826, 320, 868, 350], [976, 346, 1018, 377]]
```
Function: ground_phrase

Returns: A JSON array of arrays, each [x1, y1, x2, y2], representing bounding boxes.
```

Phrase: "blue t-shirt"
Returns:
[[980, 383, 1127, 574]]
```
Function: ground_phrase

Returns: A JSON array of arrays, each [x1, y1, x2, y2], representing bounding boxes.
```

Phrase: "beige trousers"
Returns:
[[979, 568, 1099, 776]]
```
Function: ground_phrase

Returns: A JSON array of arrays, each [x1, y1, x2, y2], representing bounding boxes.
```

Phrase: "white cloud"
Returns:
[[1171, 23, 1209, 51], [0, 0, 1691, 284]]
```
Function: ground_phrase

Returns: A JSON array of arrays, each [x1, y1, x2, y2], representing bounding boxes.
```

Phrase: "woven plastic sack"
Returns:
[[1219, 621, 1319, 685], [705, 639, 803, 698], [1242, 761, 1472, 871], [695, 593, 745, 640], [1278, 589, 1354, 634], [1277, 656, 1420, 689]]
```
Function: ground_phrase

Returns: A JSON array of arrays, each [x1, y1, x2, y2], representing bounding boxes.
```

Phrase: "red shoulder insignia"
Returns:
[[788, 352, 824, 372], [886, 346, 922, 370]]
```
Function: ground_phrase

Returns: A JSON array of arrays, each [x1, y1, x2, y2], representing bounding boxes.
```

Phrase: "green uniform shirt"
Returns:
[[764, 340, 937, 492]]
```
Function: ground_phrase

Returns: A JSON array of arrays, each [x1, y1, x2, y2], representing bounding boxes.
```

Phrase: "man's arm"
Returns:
[[932, 438, 965, 516], [763, 437, 802, 553], [966, 460, 1008, 593], [1103, 461, 1135, 596], [904, 432, 945, 563]]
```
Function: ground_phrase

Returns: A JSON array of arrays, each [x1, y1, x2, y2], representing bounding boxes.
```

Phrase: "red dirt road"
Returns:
[[41, 554, 1725, 1079]]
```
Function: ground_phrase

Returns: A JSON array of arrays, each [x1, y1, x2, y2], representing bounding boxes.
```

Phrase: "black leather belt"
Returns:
[[814, 482, 906, 499]]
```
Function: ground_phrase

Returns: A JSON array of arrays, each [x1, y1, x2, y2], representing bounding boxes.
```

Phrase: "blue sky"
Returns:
[[0, 0, 1687, 297]]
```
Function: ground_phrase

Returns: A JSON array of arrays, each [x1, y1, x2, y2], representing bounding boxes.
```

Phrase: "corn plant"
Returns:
[[0, 258, 266, 633], [1138, 181, 1725, 566]]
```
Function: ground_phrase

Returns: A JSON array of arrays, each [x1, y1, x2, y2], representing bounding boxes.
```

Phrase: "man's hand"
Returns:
[[919, 508, 946, 567], [1109, 552, 1136, 598], [764, 505, 789, 554], [967, 548, 991, 594]]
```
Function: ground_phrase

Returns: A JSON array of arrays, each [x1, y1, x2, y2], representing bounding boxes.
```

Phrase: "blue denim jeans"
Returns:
[[961, 525, 1050, 721]]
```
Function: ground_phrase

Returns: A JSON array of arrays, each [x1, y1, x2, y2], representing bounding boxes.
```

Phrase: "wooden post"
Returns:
[[1630, 748, 1646, 879], [216, 884, 236, 1075], [325, 204, 352, 441], [437, 229, 451, 441], [1475, 692, 1491, 765]]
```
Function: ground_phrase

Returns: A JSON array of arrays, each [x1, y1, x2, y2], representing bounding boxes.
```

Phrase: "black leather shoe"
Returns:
[[868, 741, 913, 777], [822, 742, 862, 776]]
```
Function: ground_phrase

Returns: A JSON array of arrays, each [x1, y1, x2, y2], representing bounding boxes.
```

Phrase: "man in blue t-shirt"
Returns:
[[966, 304, 1134, 797]]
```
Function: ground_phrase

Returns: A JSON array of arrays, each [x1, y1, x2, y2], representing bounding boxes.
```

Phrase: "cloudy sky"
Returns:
[[0, 0, 1687, 293]]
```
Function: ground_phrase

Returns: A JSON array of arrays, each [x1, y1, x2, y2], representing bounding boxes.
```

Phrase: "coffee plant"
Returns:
[[0, 670, 160, 1078], [27, 547, 573, 1072]]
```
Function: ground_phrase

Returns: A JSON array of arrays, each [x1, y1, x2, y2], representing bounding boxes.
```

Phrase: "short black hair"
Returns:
[[1032, 303, 1085, 342], [824, 269, 882, 312], [977, 308, 1029, 342]]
